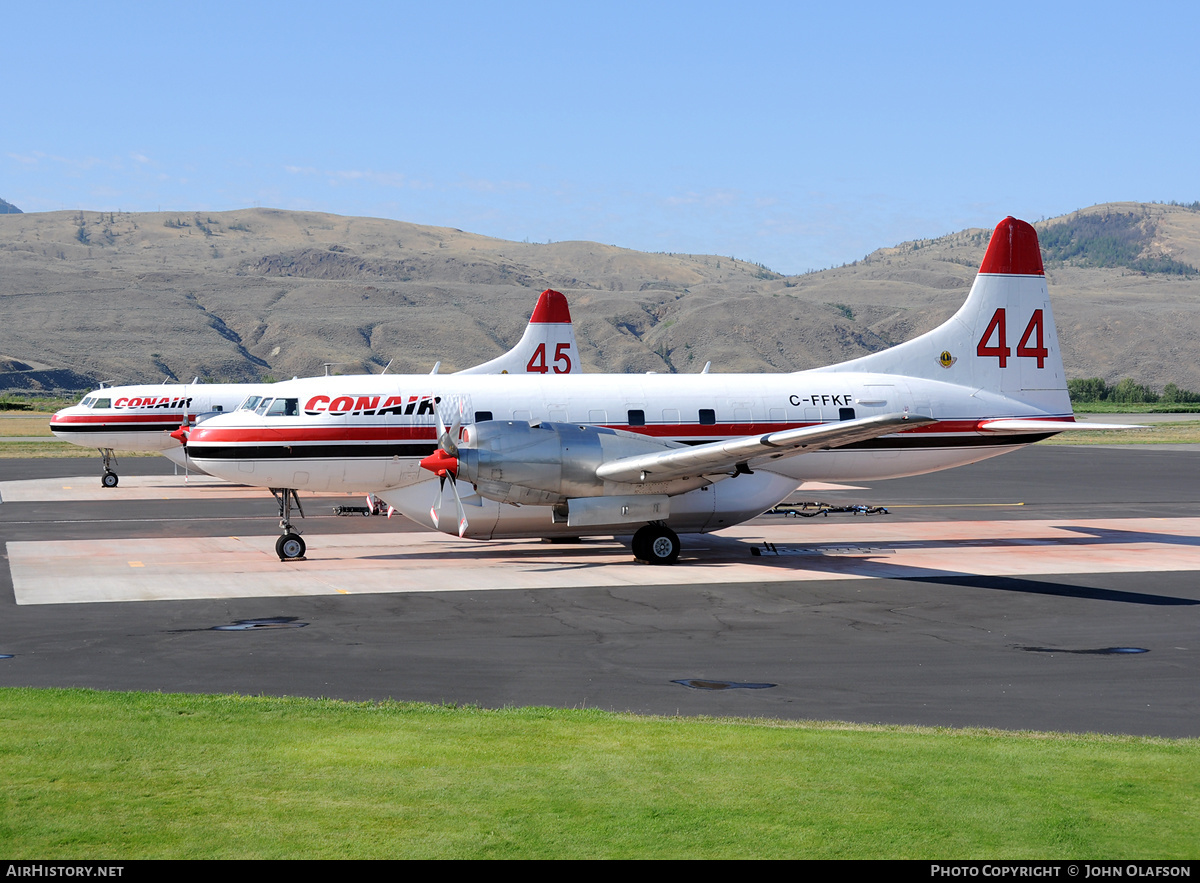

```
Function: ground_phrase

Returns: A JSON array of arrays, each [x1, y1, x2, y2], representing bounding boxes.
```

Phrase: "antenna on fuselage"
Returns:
[[701, 361, 711, 374], [430, 361, 441, 375]]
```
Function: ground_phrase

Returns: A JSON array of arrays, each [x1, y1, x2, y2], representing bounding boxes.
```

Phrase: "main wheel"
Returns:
[[632, 525, 680, 565], [102, 471, 119, 488], [276, 533, 306, 561]]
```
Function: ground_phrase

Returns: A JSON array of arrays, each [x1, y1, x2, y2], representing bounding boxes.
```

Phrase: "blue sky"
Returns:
[[5, 1, 1197, 274]]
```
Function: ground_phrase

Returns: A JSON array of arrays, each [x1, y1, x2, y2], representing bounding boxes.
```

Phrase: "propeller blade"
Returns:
[[429, 475, 445, 527], [446, 471, 469, 537], [434, 403, 459, 457]]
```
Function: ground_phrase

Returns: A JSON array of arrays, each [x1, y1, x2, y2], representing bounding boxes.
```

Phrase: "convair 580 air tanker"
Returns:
[[183, 218, 1132, 563]]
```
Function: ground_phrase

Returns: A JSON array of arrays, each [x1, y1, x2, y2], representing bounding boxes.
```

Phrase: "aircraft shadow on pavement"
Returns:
[[341, 521, 1200, 602], [899, 574, 1199, 607]]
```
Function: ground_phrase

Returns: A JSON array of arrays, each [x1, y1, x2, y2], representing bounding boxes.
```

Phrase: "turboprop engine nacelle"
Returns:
[[456, 420, 715, 507]]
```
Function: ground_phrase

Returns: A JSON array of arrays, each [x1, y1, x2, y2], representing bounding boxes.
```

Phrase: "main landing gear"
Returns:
[[99, 448, 119, 488], [270, 487, 306, 561], [631, 524, 681, 565]]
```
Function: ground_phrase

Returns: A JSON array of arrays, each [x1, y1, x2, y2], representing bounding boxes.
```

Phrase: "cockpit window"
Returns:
[[238, 396, 262, 412], [254, 398, 274, 415], [93, 398, 111, 409], [265, 398, 299, 417], [80, 396, 95, 408]]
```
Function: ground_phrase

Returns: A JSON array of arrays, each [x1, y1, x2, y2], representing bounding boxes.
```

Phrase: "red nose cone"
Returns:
[[420, 449, 459, 477], [170, 426, 190, 445]]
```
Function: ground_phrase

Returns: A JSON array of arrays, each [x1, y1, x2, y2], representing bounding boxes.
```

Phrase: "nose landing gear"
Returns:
[[270, 488, 307, 561], [99, 449, 119, 488]]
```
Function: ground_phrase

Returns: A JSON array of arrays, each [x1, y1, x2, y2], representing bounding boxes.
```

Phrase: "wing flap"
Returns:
[[595, 412, 935, 484]]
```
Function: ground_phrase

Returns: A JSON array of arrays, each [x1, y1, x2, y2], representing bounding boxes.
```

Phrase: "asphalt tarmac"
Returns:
[[1, 446, 1197, 737]]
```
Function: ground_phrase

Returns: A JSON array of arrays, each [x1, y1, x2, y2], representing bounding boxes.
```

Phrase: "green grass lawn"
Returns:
[[1, 689, 1195, 859]]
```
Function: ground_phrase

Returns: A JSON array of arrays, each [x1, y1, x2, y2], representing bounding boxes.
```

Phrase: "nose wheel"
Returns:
[[632, 524, 680, 565], [270, 488, 307, 561], [99, 448, 119, 487], [275, 533, 307, 561]]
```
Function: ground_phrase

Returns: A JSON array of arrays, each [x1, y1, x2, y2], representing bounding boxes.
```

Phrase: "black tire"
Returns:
[[276, 533, 306, 561], [102, 471, 118, 488], [631, 528, 651, 561], [632, 525, 680, 565]]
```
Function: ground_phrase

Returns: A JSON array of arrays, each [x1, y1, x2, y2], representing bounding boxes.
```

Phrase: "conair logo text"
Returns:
[[304, 394, 440, 417], [114, 397, 194, 409]]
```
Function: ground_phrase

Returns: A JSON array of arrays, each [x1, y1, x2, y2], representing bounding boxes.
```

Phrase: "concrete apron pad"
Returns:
[[9, 516, 1200, 604]]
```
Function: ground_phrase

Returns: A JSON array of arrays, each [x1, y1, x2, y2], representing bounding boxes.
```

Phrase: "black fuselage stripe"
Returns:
[[189, 443, 439, 460], [186, 433, 1050, 461], [52, 424, 183, 433]]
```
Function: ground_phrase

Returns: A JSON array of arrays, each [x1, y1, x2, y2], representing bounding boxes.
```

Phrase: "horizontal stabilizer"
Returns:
[[595, 412, 936, 484], [978, 418, 1145, 433]]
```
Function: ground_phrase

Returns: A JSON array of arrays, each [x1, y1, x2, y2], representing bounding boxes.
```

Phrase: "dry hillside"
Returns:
[[1, 202, 1197, 392]]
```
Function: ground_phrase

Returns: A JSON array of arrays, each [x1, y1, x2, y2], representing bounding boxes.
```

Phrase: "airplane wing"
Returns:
[[595, 412, 936, 484]]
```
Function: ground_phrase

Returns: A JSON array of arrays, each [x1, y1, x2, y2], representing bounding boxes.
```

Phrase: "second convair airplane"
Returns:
[[185, 217, 1131, 564], [48, 289, 580, 485]]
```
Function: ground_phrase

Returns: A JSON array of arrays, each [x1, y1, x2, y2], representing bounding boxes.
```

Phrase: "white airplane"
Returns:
[[48, 289, 579, 486], [184, 217, 1131, 563]]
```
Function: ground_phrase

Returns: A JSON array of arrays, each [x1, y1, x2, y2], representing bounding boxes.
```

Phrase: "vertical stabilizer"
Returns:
[[455, 289, 580, 375], [817, 217, 1070, 414]]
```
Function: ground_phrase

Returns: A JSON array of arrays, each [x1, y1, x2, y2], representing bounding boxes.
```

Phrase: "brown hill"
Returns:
[[1, 202, 1197, 391]]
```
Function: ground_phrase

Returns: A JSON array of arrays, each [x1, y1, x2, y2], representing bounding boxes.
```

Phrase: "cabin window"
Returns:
[[627, 409, 645, 427], [212, 405, 223, 413], [699, 408, 716, 425], [840, 407, 856, 421], [475, 410, 493, 423]]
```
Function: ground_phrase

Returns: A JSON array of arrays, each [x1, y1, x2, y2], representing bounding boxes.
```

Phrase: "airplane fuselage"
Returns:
[[49, 383, 276, 467], [185, 370, 1060, 538]]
